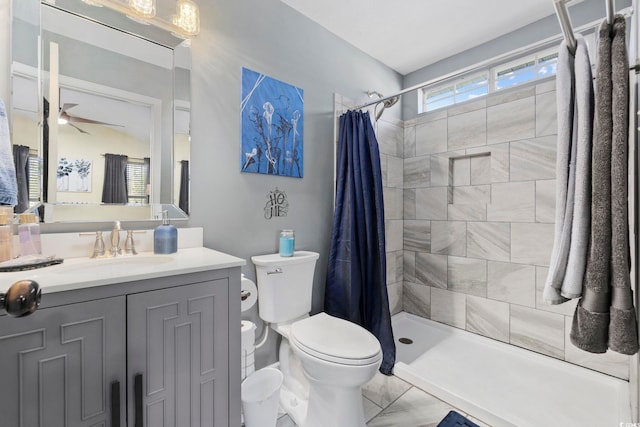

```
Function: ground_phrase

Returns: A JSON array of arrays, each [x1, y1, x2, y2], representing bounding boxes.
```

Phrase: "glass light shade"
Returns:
[[173, 0, 200, 36], [129, 0, 156, 18]]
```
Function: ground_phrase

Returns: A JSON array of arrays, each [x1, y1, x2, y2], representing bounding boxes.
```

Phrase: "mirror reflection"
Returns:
[[10, 0, 191, 222]]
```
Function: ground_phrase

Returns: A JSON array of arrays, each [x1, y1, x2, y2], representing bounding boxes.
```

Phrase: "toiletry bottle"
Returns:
[[279, 229, 295, 257], [18, 212, 41, 256], [0, 207, 14, 262], [154, 210, 177, 254]]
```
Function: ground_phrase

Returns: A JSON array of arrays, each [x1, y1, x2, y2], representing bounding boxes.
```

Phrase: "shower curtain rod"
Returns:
[[350, 4, 633, 111], [555, 0, 616, 55]]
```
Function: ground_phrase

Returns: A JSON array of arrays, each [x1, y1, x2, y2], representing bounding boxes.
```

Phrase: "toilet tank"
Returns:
[[251, 251, 319, 323]]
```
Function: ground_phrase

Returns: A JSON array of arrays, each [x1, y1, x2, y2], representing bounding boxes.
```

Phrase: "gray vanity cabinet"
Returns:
[[127, 279, 230, 427], [0, 296, 127, 427]]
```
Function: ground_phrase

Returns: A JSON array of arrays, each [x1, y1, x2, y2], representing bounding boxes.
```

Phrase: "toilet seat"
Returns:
[[289, 313, 382, 366]]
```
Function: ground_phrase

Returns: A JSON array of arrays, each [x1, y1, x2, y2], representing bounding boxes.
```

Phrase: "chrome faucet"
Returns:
[[109, 221, 122, 257], [80, 231, 106, 258]]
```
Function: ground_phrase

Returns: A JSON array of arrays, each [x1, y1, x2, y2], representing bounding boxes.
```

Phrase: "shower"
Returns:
[[366, 90, 400, 121]]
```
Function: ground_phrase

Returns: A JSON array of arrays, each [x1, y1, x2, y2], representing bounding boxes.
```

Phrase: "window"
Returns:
[[421, 48, 558, 113], [28, 154, 41, 204], [126, 160, 149, 204]]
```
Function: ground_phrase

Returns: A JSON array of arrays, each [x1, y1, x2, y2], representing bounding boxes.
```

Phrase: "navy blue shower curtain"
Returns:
[[325, 110, 396, 375]]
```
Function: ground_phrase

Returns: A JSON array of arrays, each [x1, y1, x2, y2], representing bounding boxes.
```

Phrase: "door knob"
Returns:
[[0, 280, 41, 317]]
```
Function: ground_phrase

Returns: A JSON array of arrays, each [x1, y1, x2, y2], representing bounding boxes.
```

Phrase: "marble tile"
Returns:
[[404, 188, 416, 220], [415, 253, 447, 288], [487, 181, 535, 222], [383, 187, 403, 220], [386, 250, 403, 285], [447, 256, 487, 297], [563, 317, 630, 380], [487, 96, 536, 145], [404, 156, 430, 188], [416, 119, 447, 156], [536, 78, 556, 94], [487, 86, 536, 107], [534, 267, 577, 316], [276, 414, 297, 427], [510, 136, 556, 181], [510, 305, 565, 359], [467, 143, 510, 183], [535, 179, 556, 223], [536, 91, 557, 137], [431, 288, 467, 329], [403, 282, 431, 318], [362, 372, 412, 409], [380, 155, 388, 187], [447, 98, 487, 116], [466, 295, 510, 342], [367, 387, 455, 427], [388, 281, 403, 316], [452, 157, 471, 186], [377, 121, 404, 157], [431, 221, 466, 256], [467, 416, 492, 427], [470, 153, 491, 185], [451, 185, 491, 205], [487, 261, 536, 307], [417, 109, 447, 124], [447, 203, 487, 221], [448, 109, 487, 150], [466, 222, 510, 262], [511, 223, 554, 266], [387, 155, 404, 189], [403, 220, 431, 252], [403, 251, 416, 283], [385, 220, 404, 252], [404, 123, 416, 159], [416, 187, 448, 220], [363, 396, 384, 423], [430, 153, 462, 187]]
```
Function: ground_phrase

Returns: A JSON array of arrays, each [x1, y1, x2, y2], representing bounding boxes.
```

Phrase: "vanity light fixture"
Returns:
[[78, 0, 200, 38]]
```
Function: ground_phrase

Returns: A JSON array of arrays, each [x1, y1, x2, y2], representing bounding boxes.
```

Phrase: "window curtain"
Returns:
[[12, 145, 30, 213], [325, 110, 396, 375], [101, 153, 128, 204], [179, 160, 189, 214]]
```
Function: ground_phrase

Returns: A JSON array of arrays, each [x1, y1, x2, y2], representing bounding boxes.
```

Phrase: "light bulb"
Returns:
[[58, 117, 68, 125], [129, 0, 156, 19], [173, 0, 200, 37]]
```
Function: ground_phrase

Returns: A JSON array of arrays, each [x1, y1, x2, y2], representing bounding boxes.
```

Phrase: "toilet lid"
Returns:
[[290, 313, 382, 366]]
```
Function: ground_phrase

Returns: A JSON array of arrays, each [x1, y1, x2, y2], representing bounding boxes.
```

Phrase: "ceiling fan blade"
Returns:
[[68, 122, 90, 135], [67, 116, 123, 127]]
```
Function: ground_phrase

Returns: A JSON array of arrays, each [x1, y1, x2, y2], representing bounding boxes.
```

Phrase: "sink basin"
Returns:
[[49, 255, 175, 275]]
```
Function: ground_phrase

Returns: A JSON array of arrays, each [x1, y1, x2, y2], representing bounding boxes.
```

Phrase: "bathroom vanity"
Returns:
[[0, 243, 244, 427]]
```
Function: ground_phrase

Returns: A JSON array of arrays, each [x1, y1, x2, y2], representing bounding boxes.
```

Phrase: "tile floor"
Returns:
[[275, 372, 491, 427]]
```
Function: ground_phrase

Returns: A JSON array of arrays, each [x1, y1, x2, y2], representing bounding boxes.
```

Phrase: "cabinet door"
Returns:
[[127, 279, 229, 427], [0, 296, 127, 427]]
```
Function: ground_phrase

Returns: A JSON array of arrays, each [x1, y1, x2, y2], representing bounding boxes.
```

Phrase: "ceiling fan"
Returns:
[[58, 103, 123, 135]]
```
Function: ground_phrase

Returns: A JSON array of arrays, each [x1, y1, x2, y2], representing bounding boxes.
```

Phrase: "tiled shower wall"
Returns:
[[401, 79, 630, 380]]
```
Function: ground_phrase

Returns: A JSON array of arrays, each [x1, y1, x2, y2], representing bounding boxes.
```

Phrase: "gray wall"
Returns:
[[402, 0, 633, 119]]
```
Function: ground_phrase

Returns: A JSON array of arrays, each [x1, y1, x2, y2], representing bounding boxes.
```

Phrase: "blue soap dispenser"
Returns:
[[154, 210, 177, 254]]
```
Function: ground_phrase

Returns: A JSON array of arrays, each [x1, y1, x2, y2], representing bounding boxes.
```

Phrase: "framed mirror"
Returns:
[[10, 0, 191, 222]]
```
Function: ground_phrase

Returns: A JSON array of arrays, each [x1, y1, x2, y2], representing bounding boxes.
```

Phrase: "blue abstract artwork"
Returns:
[[241, 67, 304, 178]]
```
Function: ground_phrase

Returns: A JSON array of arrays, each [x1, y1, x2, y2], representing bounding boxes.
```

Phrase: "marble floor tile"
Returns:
[[510, 305, 564, 359], [404, 156, 431, 188], [403, 282, 431, 318], [466, 294, 510, 342], [386, 155, 404, 189], [487, 181, 535, 222], [563, 317, 630, 380], [416, 252, 447, 288], [467, 415, 492, 427], [536, 91, 557, 137], [404, 220, 431, 252], [487, 96, 536, 144], [276, 414, 297, 427], [510, 223, 554, 266], [362, 372, 412, 409], [416, 118, 447, 156], [416, 187, 448, 220], [404, 188, 416, 220], [404, 123, 416, 159], [430, 288, 466, 329], [487, 261, 536, 307], [431, 221, 466, 256], [448, 109, 487, 151], [510, 136, 556, 181], [534, 266, 577, 316], [363, 396, 384, 423], [535, 179, 555, 223], [447, 256, 487, 297], [404, 251, 416, 283], [385, 220, 404, 252], [367, 387, 454, 427], [466, 222, 510, 262], [383, 187, 403, 220]]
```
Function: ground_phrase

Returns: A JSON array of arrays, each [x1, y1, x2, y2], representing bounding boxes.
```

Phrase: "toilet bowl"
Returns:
[[251, 251, 382, 427]]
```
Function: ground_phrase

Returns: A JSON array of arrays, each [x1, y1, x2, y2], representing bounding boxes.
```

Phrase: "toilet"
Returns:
[[252, 251, 382, 427]]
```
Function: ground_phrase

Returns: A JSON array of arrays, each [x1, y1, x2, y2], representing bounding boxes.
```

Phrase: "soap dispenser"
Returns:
[[154, 210, 177, 254]]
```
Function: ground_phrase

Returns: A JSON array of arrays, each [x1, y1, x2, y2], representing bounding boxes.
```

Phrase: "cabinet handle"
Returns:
[[0, 280, 41, 317], [134, 373, 143, 427], [111, 380, 120, 427]]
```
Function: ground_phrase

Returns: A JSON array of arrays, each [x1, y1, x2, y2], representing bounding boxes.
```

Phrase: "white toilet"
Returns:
[[252, 251, 382, 427]]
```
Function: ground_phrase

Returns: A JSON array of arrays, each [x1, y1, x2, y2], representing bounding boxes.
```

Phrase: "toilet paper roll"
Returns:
[[241, 320, 256, 351], [240, 276, 258, 312]]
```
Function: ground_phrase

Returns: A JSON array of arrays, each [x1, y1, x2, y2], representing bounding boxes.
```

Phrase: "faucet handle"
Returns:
[[123, 230, 138, 255], [80, 231, 106, 258]]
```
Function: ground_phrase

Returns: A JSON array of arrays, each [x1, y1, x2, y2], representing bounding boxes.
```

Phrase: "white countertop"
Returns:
[[0, 247, 246, 294]]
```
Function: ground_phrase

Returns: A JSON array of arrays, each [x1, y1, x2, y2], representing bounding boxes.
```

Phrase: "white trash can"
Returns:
[[241, 367, 284, 427]]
